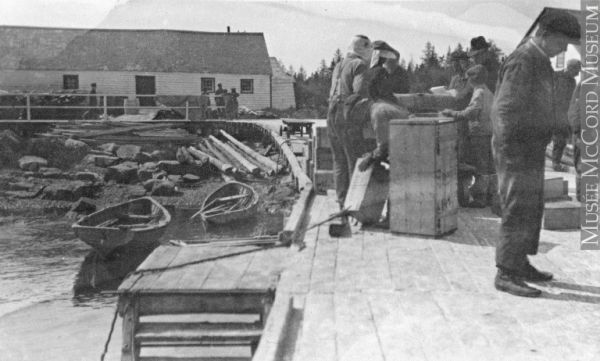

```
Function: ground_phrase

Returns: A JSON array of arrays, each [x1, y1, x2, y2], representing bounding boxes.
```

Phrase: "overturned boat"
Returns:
[[192, 181, 259, 224]]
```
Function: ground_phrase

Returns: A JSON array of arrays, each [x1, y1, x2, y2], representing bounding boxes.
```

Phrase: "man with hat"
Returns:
[[491, 9, 580, 297], [468, 36, 500, 93], [327, 35, 372, 209], [552, 58, 581, 171]]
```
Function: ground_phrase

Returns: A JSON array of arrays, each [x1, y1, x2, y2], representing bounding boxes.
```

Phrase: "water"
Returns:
[[0, 210, 283, 360]]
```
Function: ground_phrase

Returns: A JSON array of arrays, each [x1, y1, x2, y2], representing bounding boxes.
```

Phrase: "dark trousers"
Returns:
[[493, 139, 547, 272], [327, 101, 366, 205], [551, 126, 570, 165]]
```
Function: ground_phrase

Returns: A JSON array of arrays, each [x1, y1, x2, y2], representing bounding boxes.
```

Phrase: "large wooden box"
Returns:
[[389, 116, 458, 236], [394, 93, 457, 113]]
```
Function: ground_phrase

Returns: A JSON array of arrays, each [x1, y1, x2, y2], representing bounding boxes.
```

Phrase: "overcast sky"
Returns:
[[0, 0, 581, 72]]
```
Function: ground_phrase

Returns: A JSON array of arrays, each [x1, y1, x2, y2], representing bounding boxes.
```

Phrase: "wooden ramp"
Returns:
[[263, 194, 600, 361], [117, 243, 290, 361]]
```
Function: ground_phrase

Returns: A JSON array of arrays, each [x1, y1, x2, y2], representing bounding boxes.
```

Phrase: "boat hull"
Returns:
[[199, 182, 259, 225]]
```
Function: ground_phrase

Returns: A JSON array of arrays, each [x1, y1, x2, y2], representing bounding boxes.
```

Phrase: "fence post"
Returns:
[[103, 95, 108, 121], [26, 94, 31, 121], [185, 101, 189, 121]]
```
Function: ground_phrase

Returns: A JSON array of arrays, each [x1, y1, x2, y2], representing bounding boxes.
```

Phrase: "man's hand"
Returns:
[[358, 153, 374, 172]]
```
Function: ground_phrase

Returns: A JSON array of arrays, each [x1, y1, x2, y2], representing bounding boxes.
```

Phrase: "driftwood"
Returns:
[[73, 123, 172, 139], [188, 146, 233, 174], [204, 139, 242, 174], [220, 130, 280, 175], [270, 130, 312, 190], [209, 135, 260, 175]]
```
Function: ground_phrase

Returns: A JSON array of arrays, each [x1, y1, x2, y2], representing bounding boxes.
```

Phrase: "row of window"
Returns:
[[62, 75, 255, 94]]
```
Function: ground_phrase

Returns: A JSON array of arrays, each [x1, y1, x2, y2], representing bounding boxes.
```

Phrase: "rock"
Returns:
[[182, 174, 200, 183], [7, 181, 35, 191], [167, 175, 182, 183], [150, 150, 170, 161], [23, 171, 36, 178], [150, 180, 178, 196], [157, 160, 210, 177], [42, 181, 96, 202], [126, 185, 147, 199], [104, 162, 139, 184], [18, 156, 48, 171], [134, 152, 153, 164], [142, 179, 161, 192], [94, 155, 120, 168], [75, 171, 101, 182], [64, 138, 89, 151], [176, 147, 194, 164], [137, 162, 158, 182], [153, 170, 168, 179], [70, 197, 97, 214], [99, 143, 118, 154], [39, 167, 67, 179], [116, 144, 142, 161]]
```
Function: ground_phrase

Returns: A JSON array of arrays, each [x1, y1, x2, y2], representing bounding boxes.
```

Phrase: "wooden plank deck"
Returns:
[[270, 194, 600, 361]]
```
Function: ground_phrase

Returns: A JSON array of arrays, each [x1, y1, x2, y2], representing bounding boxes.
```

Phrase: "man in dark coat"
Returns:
[[327, 34, 372, 207], [492, 9, 580, 297], [552, 59, 581, 171]]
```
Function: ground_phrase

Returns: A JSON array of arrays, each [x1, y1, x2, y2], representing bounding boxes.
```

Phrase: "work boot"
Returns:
[[494, 269, 542, 298], [521, 263, 553, 282]]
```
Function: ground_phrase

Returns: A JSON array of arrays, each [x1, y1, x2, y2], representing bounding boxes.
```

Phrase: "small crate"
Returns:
[[313, 169, 334, 194], [344, 157, 389, 224], [544, 177, 569, 201], [389, 115, 458, 237], [543, 200, 580, 230]]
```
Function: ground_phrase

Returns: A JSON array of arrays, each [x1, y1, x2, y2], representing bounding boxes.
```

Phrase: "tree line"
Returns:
[[277, 41, 503, 118]]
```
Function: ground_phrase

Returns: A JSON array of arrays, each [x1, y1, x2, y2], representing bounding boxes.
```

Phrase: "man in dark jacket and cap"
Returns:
[[492, 8, 580, 297], [468, 36, 500, 93]]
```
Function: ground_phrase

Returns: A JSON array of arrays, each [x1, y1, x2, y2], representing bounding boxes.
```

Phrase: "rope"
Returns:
[[100, 305, 120, 361]]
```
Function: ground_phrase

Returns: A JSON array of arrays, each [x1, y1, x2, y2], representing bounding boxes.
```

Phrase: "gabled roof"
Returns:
[[269, 57, 294, 81], [523, 7, 581, 41], [0, 26, 272, 75]]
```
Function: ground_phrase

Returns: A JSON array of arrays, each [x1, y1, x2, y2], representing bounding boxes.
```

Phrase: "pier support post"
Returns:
[[121, 297, 140, 361]]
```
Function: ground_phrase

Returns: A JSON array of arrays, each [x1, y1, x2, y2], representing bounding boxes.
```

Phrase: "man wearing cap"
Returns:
[[492, 9, 580, 297], [327, 35, 372, 208], [442, 64, 494, 207], [468, 36, 500, 93], [552, 59, 581, 171]]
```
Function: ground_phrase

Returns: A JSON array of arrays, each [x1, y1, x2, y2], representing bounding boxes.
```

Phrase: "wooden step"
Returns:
[[136, 322, 262, 344]]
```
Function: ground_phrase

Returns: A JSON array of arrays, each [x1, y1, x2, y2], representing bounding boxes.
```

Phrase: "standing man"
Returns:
[[492, 9, 580, 297], [468, 36, 500, 93], [215, 83, 225, 118], [552, 59, 581, 171], [327, 34, 372, 208]]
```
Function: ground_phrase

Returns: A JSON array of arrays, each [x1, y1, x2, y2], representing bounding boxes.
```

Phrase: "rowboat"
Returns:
[[191, 182, 259, 224], [72, 197, 171, 258]]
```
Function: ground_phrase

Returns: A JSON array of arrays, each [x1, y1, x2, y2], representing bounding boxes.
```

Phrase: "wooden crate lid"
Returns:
[[390, 113, 456, 125]]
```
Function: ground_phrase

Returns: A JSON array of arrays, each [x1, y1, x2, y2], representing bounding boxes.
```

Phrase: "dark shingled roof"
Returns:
[[0, 26, 272, 75]]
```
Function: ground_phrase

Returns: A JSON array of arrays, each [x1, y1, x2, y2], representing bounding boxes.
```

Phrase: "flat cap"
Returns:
[[539, 8, 581, 40]]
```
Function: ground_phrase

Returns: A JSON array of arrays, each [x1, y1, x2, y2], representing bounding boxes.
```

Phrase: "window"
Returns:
[[240, 79, 254, 94], [63, 75, 79, 90], [201, 78, 215, 93]]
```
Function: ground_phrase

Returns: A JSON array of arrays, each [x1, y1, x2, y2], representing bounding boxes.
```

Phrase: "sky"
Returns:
[[0, 0, 582, 73]]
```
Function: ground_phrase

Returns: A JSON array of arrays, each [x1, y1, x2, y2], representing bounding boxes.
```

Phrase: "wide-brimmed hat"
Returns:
[[468, 36, 490, 57], [370, 40, 399, 68], [539, 8, 581, 41]]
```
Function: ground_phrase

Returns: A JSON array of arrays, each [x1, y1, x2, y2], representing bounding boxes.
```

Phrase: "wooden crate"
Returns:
[[544, 176, 569, 200], [395, 93, 457, 113], [543, 200, 580, 230], [389, 116, 458, 236], [344, 157, 389, 224]]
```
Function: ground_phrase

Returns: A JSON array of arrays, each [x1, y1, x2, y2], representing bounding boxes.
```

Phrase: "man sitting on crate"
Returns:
[[491, 9, 580, 298], [442, 65, 494, 208], [327, 35, 372, 209]]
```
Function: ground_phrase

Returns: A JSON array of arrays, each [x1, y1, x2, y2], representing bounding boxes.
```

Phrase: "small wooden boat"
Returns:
[[72, 197, 171, 258], [191, 182, 259, 224]]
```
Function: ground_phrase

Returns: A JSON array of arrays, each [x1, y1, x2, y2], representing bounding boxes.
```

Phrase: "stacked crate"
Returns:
[[313, 125, 334, 193], [389, 115, 458, 237]]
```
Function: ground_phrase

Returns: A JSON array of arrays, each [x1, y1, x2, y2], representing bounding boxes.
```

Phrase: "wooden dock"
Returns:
[[264, 193, 600, 361]]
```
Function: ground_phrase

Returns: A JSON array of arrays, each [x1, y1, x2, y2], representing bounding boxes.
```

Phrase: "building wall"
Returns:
[[0, 70, 272, 110], [271, 77, 295, 109]]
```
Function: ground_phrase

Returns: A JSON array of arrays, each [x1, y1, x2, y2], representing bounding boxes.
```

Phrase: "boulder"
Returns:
[[150, 180, 178, 196], [157, 160, 210, 177], [126, 185, 147, 199], [19, 156, 48, 171], [41, 181, 96, 202], [116, 144, 142, 161], [158, 160, 187, 175], [182, 174, 200, 183], [70, 197, 97, 214], [134, 152, 154, 164], [99, 143, 118, 154], [38, 167, 68, 179], [153, 170, 168, 179], [137, 162, 158, 182], [94, 155, 120, 168], [104, 161, 139, 184], [75, 171, 101, 182], [64, 138, 89, 151], [167, 175, 182, 183]]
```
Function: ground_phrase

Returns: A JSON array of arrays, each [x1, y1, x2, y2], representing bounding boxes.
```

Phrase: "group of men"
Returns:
[[326, 8, 582, 298]]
